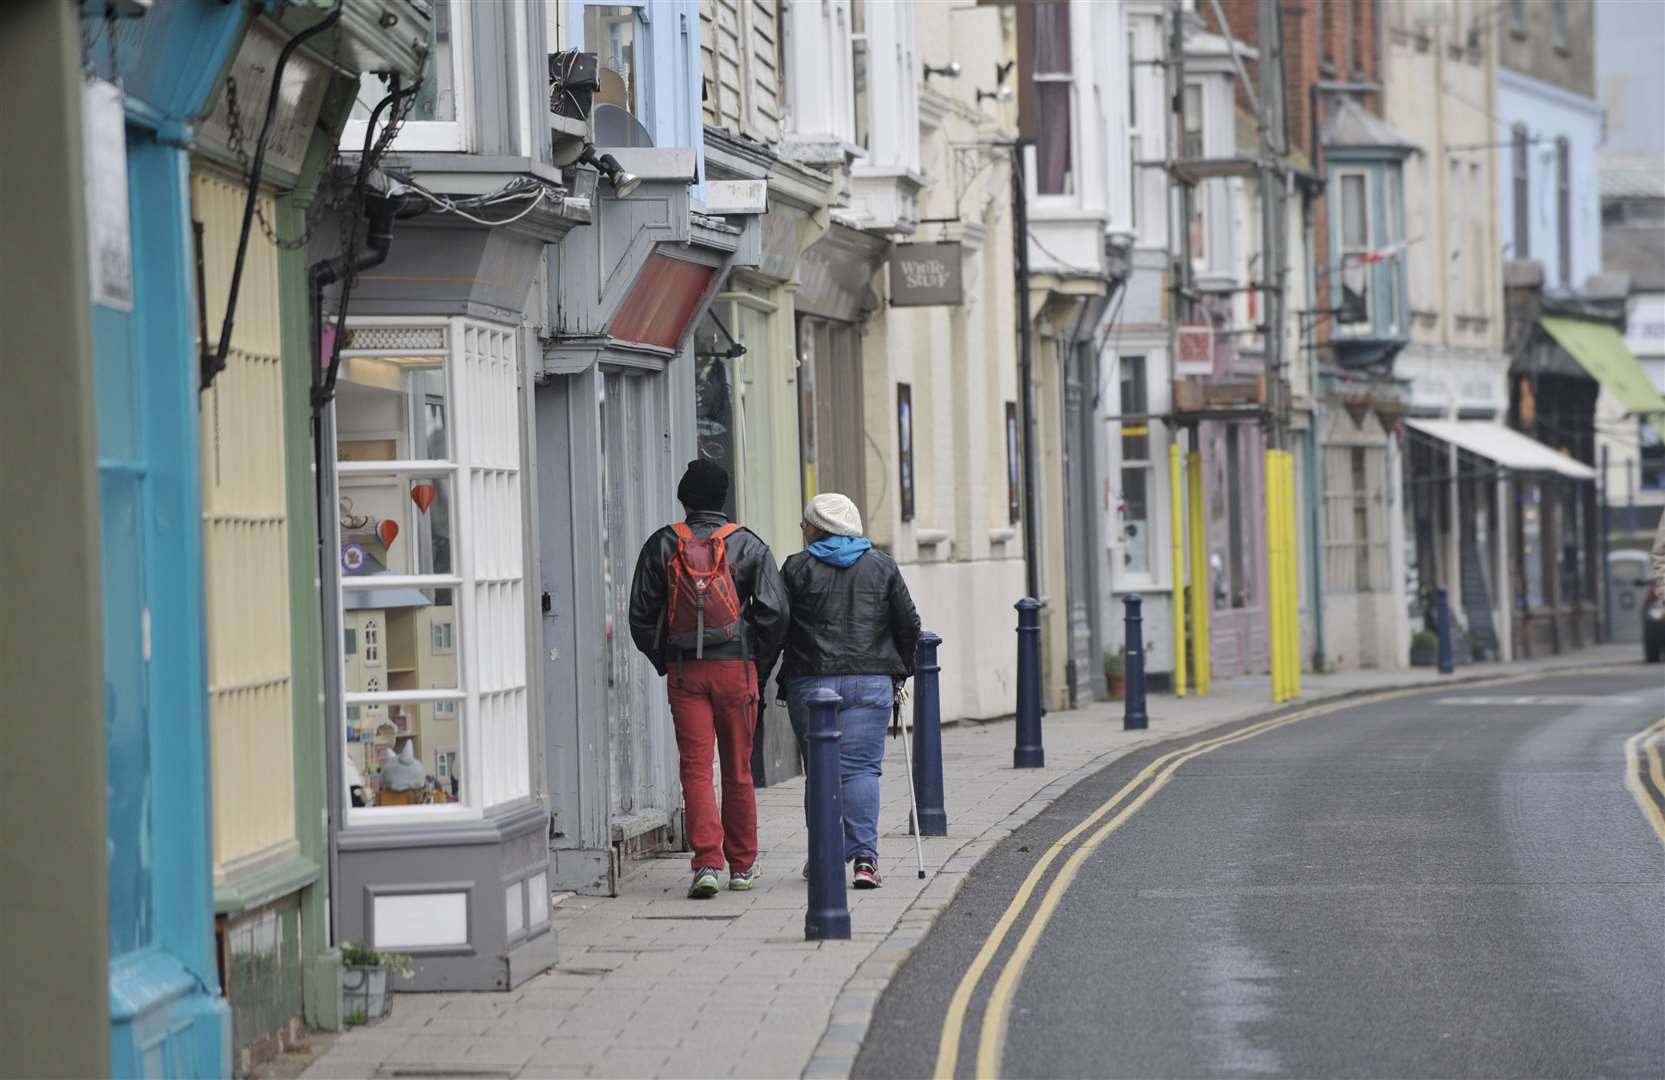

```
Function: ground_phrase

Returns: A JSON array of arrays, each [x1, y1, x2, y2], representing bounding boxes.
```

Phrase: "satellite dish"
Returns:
[[593, 104, 655, 149]]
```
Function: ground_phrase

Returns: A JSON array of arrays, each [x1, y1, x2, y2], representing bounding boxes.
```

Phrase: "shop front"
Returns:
[[540, 150, 761, 894], [317, 150, 589, 991], [795, 223, 888, 510], [186, 8, 428, 1054], [84, 3, 249, 1070]]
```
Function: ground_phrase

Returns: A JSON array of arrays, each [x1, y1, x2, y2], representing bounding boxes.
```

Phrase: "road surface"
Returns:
[[856, 665, 1665, 1079]]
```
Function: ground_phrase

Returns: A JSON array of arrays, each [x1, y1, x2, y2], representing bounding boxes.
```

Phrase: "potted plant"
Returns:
[[339, 942, 413, 1026], [1409, 629, 1439, 668], [1104, 647, 1126, 700]]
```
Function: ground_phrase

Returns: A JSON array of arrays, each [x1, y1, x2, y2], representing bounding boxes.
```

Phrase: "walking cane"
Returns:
[[894, 688, 928, 880]]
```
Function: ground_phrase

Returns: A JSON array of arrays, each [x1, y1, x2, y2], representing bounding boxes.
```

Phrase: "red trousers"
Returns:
[[666, 660, 758, 872]]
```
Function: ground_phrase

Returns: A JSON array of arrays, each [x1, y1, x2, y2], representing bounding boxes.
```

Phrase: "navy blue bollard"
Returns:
[[803, 687, 851, 941], [1123, 594, 1149, 730], [1014, 598, 1045, 768], [911, 631, 947, 836], [1436, 587, 1455, 675]]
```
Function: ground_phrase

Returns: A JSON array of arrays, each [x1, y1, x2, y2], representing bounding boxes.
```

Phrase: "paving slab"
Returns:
[[300, 644, 1628, 1080]]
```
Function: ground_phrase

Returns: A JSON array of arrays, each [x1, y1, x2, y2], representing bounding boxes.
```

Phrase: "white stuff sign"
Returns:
[[889, 242, 963, 307]]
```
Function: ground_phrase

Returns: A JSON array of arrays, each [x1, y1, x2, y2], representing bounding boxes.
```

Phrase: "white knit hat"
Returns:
[[804, 493, 863, 538]]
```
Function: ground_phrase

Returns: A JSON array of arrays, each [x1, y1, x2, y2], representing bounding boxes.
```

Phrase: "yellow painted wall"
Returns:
[[193, 168, 296, 876]]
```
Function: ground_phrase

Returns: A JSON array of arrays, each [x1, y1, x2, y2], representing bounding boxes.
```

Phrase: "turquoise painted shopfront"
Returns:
[[87, 3, 245, 1074]]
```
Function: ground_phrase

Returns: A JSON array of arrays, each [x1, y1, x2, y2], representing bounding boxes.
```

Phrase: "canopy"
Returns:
[[1540, 316, 1665, 419], [1404, 419, 1595, 481]]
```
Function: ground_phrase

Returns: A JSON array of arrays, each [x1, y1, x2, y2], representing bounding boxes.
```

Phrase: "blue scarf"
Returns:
[[808, 534, 872, 567]]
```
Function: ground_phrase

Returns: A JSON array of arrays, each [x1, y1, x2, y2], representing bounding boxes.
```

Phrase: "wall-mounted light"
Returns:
[[580, 147, 641, 198], [923, 61, 962, 81], [976, 86, 1014, 105]]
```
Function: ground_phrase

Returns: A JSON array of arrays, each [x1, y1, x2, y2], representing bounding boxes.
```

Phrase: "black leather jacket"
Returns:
[[777, 546, 921, 679], [627, 511, 789, 676]]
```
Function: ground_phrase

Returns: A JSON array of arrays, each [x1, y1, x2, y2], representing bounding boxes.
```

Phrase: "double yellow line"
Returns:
[[1623, 716, 1665, 849], [930, 669, 1617, 1080]]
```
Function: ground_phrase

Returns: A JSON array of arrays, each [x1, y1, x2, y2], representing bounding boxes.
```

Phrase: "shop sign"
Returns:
[[82, 78, 133, 312], [1625, 294, 1665, 359], [889, 242, 963, 307], [197, 20, 332, 182], [1175, 324, 1214, 377]]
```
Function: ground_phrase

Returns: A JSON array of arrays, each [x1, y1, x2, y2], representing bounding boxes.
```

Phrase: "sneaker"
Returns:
[[729, 866, 759, 891], [688, 867, 721, 899], [801, 861, 810, 881], [852, 857, 882, 890]]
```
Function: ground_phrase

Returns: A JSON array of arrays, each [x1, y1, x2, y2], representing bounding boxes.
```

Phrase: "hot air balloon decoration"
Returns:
[[339, 496, 400, 575], [411, 481, 438, 514]]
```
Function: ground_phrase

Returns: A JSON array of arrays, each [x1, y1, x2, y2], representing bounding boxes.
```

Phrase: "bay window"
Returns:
[[1032, 1, 1074, 196], [1337, 170, 1371, 326], [1118, 355, 1151, 577], [851, 0, 870, 152], [346, 0, 467, 151], [334, 318, 530, 822], [586, 4, 641, 117], [1327, 149, 1410, 360]]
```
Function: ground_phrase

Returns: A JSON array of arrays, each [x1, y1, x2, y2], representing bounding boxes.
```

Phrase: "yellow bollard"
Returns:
[[1287, 453, 1302, 698], [1170, 442, 1187, 698], [1187, 451, 1211, 694], [1266, 449, 1284, 704]]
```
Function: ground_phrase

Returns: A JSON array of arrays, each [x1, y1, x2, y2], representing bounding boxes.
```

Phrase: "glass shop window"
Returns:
[[336, 343, 466, 812]]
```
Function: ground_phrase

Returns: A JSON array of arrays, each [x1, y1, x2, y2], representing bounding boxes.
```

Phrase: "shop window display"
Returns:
[[336, 350, 464, 810]]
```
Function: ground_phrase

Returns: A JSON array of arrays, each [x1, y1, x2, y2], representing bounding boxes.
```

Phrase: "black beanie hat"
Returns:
[[677, 459, 729, 511]]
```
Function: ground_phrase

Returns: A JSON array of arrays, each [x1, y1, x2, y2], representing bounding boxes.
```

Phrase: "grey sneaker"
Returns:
[[688, 867, 721, 899], [729, 866, 759, 891]]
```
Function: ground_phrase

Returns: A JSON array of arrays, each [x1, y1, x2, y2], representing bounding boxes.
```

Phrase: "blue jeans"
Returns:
[[784, 675, 894, 862]]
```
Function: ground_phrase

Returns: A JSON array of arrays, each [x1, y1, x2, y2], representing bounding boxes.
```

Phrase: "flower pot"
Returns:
[[1106, 671, 1125, 699], [340, 964, 392, 1025]]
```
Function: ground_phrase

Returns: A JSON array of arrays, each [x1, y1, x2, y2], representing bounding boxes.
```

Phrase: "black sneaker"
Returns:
[[852, 857, 882, 889], [688, 867, 721, 899]]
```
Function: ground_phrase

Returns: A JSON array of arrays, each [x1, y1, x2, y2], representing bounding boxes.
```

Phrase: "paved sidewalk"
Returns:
[[301, 644, 1634, 1080]]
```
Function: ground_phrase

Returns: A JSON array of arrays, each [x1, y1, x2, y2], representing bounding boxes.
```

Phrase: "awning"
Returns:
[[1404, 419, 1595, 481], [1540, 316, 1665, 419]]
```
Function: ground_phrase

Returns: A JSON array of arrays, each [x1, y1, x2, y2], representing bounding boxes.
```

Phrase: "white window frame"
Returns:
[[1127, 28, 1141, 238], [781, 0, 859, 148], [1181, 80, 1209, 268], [335, 316, 529, 827], [1029, 0, 1078, 201], [1113, 352, 1157, 587], [341, 0, 473, 153], [431, 619, 455, 656], [1336, 167, 1374, 333], [362, 618, 382, 666], [849, 0, 921, 174]]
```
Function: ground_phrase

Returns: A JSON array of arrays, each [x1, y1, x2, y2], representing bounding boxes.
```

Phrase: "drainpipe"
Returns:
[[1012, 138, 1041, 602], [1303, 190, 1327, 671], [306, 81, 416, 940], [308, 192, 401, 945]]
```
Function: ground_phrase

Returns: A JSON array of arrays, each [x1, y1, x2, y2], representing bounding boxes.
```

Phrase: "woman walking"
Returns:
[[779, 493, 922, 888]]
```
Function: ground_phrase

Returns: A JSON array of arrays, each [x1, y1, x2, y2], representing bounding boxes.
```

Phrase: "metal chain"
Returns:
[[223, 75, 419, 252]]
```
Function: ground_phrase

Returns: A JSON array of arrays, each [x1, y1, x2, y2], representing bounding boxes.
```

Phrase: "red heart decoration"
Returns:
[[411, 482, 438, 514], [378, 518, 400, 548]]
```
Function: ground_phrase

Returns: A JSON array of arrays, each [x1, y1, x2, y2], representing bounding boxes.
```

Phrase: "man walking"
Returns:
[[629, 461, 789, 898], [778, 493, 921, 889]]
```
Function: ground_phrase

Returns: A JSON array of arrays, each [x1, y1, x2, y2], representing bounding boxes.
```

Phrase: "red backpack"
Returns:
[[663, 523, 745, 659]]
